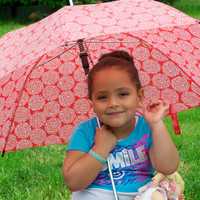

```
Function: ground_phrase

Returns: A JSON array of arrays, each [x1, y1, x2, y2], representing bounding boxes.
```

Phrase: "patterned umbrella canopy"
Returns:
[[0, 0, 200, 153]]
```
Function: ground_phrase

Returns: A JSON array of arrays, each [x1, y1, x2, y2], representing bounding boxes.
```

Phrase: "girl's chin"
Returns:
[[100, 116, 132, 128], [102, 118, 134, 129], [104, 121, 126, 129]]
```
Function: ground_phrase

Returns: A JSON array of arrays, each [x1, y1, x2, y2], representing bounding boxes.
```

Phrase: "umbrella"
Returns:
[[0, 0, 200, 154]]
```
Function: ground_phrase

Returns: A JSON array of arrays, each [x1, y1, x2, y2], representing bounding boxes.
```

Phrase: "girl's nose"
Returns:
[[108, 96, 118, 107]]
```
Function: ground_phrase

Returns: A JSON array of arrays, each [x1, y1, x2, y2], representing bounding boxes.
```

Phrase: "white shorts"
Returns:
[[72, 188, 138, 200], [71, 185, 169, 200]]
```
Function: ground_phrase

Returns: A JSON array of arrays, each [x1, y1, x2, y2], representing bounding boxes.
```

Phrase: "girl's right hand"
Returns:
[[93, 125, 117, 154]]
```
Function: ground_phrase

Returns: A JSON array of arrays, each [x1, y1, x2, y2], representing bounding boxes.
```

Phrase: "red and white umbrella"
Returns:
[[0, 0, 200, 153]]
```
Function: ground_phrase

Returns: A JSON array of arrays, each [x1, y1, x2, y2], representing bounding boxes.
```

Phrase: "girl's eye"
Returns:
[[97, 96, 107, 100], [119, 92, 129, 96]]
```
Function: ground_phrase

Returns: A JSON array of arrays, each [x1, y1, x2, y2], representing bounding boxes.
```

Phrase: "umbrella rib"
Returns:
[[1, 43, 78, 155], [1, 43, 79, 155], [36, 43, 77, 69], [85, 36, 200, 91], [2, 29, 200, 154], [1, 54, 46, 156]]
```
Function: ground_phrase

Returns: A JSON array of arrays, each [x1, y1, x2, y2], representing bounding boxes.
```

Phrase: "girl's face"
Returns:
[[91, 67, 142, 130]]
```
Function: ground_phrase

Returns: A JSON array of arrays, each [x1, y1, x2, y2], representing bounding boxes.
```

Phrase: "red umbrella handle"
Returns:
[[170, 113, 181, 135]]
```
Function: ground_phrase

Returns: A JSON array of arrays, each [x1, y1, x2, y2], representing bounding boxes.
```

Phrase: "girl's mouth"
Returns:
[[106, 111, 124, 116]]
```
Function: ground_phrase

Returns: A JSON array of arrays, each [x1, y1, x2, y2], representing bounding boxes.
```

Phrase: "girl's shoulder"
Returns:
[[72, 117, 98, 137], [67, 117, 98, 151], [135, 114, 151, 132], [77, 117, 98, 130], [135, 112, 147, 123]]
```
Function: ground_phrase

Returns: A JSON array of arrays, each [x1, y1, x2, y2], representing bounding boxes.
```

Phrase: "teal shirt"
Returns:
[[67, 116, 154, 193]]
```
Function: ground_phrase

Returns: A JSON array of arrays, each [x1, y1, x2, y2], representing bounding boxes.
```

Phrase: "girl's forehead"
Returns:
[[92, 68, 135, 89], [93, 67, 130, 79]]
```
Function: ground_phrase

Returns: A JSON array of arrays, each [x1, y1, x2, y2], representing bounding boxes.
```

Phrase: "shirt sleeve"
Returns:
[[66, 122, 94, 153], [147, 125, 153, 149]]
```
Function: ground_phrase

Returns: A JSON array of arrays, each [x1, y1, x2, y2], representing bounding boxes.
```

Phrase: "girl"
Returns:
[[63, 50, 179, 200]]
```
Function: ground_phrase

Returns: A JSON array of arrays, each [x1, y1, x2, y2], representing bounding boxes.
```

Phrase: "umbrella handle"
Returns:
[[96, 117, 119, 200]]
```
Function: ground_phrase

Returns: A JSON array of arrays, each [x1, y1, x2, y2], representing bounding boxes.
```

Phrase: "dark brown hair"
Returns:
[[87, 50, 141, 99]]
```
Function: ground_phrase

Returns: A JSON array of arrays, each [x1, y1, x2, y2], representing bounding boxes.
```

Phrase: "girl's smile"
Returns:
[[106, 111, 125, 115]]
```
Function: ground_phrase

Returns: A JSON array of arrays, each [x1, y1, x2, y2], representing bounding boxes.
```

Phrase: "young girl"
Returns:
[[63, 50, 179, 200]]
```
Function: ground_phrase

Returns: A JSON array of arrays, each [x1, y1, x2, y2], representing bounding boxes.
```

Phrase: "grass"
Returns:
[[0, 145, 70, 200], [0, 21, 25, 37], [1, 109, 200, 200], [0, 12, 71, 200], [173, 0, 200, 19], [0, 1, 200, 199], [165, 108, 200, 200]]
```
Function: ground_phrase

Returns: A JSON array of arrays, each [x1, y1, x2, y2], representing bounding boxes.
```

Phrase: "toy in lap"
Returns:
[[135, 172, 184, 200]]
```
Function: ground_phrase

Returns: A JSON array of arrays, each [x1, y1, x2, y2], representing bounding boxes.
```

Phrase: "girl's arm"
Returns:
[[149, 120, 179, 174], [63, 126, 117, 191], [63, 146, 109, 191], [143, 101, 179, 175]]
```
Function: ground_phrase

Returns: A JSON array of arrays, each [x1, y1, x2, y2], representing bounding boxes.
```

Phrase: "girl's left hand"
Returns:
[[141, 100, 169, 126]]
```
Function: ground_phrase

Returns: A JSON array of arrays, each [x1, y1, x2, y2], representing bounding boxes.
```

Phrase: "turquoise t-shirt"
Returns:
[[67, 115, 154, 193]]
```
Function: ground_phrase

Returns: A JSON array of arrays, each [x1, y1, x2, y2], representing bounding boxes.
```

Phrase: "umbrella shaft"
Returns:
[[69, 0, 74, 6], [107, 159, 119, 200]]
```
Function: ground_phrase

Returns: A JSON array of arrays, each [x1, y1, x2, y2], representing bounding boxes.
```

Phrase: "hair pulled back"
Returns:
[[87, 50, 141, 99]]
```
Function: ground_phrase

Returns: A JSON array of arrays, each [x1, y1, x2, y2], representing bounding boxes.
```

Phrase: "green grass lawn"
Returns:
[[0, 145, 71, 200], [0, 21, 24, 37], [1, 109, 200, 200], [165, 108, 200, 200], [0, 1, 200, 200], [173, 0, 200, 19]]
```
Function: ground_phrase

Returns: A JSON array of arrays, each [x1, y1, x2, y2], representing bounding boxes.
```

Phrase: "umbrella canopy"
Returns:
[[0, 0, 200, 153]]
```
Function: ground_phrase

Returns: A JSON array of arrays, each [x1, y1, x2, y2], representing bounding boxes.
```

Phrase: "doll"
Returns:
[[135, 172, 184, 200]]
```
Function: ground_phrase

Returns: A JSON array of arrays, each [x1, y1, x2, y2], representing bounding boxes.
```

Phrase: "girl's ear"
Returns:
[[138, 88, 144, 101], [91, 101, 96, 112], [138, 88, 144, 108]]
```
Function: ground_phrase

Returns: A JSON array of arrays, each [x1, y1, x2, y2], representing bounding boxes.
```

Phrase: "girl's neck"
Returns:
[[111, 117, 135, 139]]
